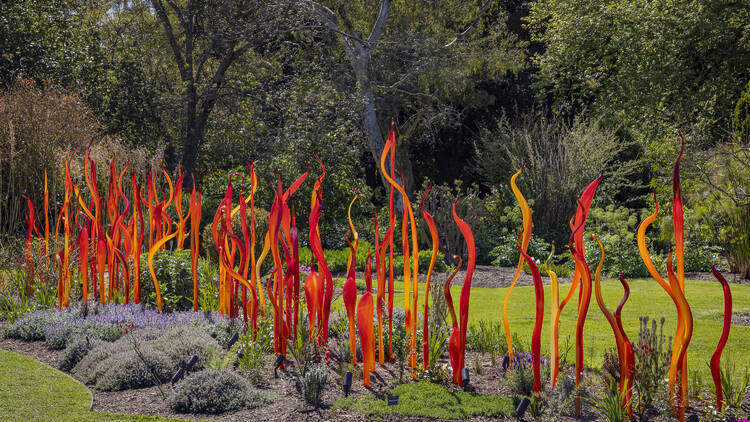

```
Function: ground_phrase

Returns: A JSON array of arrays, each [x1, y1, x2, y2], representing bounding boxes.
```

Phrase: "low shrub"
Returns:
[[138, 249, 210, 312], [71, 328, 163, 385], [3, 309, 65, 341], [489, 233, 550, 267], [4, 304, 233, 349], [72, 326, 220, 391], [167, 369, 275, 414], [507, 351, 550, 397], [466, 320, 507, 362], [59, 337, 105, 372], [299, 362, 328, 408], [633, 316, 671, 415], [236, 319, 273, 385], [586, 379, 630, 422], [94, 345, 174, 390], [545, 370, 577, 419], [44, 318, 122, 350]]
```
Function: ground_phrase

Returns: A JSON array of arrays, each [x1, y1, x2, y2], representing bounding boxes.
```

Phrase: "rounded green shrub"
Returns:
[[94, 346, 173, 391], [167, 369, 275, 414], [71, 328, 162, 385], [138, 249, 196, 311], [59, 337, 105, 373], [72, 326, 219, 391]]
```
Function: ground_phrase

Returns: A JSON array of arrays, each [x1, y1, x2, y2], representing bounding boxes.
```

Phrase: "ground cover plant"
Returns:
[[71, 325, 220, 391], [4, 304, 233, 350], [167, 369, 275, 414], [333, 381, 514, 419]]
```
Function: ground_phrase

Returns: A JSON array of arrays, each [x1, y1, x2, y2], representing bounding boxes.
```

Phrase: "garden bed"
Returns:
[[0, 334, 528, 421]]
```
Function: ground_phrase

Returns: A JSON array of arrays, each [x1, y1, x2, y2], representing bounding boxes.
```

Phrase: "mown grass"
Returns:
[[0, 350, 190, 422], [333, 381, 513, 419], [381, 278, 750, 378]]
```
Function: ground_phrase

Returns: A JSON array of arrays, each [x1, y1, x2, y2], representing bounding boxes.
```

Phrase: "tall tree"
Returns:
[[149, 0, 295, 181], [303, 0, 525, 194], [527, 0, 750, 150]]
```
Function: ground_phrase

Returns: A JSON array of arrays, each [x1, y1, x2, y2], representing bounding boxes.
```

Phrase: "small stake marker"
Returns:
[[387, 394, 399, 412], [274, 354, 284, 377], [185, 355, 198, 371], [171, 367, 185, 384], [515, 397, 530, 418], [227, 332, 239, 349], [343, 371, 353, 397]]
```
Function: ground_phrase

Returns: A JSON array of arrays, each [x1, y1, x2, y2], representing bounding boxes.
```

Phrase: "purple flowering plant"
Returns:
[[5, 304, 233, 350]]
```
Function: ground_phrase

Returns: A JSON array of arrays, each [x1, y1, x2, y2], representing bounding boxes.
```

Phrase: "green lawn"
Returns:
[[334, 381, 513, 419], [0, 350, 190, 422], [380, 278, 750, 378]]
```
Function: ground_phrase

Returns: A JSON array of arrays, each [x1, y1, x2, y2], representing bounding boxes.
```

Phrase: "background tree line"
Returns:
[[1, 0, 748, 275]]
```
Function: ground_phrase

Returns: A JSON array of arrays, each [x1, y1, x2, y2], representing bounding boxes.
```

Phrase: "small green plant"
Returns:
[[545, 370, 576, 420], [633, 316, 671, 414], [237, 319, 273, 385], [391, 317, 412, 383], [528, 392, 544, 419], [167, 369, 275, 414], [299, 362, 328, 408], [139, 249, 213, 311], [466, 320, 507, 364], [203, 345, 227, 370], [198, 263, 220, 312], [474, 356, 483, 375], [507, 351, 549, 397], [601, 348, 621, 387], [427, 274, 449, 371], [719, 358, 749, 411], [689, 370, 703, 400], [0, 284, 31, 323], [587, 379, 632, 422]]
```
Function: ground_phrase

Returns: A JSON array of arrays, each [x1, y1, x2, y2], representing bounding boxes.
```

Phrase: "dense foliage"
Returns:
[[167, 369, 275, 414], [0, 0, 746, 272]]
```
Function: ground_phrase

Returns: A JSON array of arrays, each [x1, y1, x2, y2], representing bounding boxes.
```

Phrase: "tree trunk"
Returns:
[[350, 47, 415, 197], [182, 84, 200, 188]]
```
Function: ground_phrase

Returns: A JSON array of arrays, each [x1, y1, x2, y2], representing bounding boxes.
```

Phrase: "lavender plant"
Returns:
[[71, 325, 220, 391], [167, 369, 275, 414], [4, 304, 233, 349], [508, 351, 550, 396]]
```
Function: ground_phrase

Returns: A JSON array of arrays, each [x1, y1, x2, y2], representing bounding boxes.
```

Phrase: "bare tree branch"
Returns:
[[164, 0, 187, 29], [444, 0, 493, 47], [151, 0, 189, 83], [367, 0, 390, 46]]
